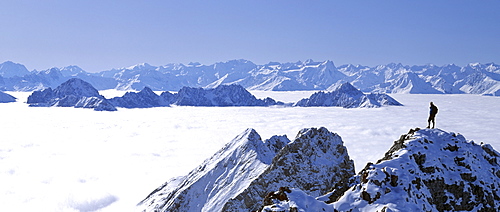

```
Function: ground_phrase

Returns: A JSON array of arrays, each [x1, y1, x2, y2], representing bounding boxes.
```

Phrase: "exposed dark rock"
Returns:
[[27, 78, 116, 111], [222, 127, 355, 211]]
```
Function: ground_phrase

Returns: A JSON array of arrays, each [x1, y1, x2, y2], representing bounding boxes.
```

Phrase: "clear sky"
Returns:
[[1, 0, 499, 72]]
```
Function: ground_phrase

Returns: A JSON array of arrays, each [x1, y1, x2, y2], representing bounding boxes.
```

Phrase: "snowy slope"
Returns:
[[0, 61, 30, 78], [294, 82, 402, 108], [138, 129, 290, 212], [0, 91, 16, 103], [27, 78, 116, 111]]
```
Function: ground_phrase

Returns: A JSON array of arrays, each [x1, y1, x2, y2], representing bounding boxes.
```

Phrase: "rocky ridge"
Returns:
[[294, 82, 403, 108], [27, 78, 117, 111], [138, 129, 291, 212], [173, 84, 283, 106], [222, 127, 355, 212], [331, 128, 500, 211], [138, 127, 355, 212]]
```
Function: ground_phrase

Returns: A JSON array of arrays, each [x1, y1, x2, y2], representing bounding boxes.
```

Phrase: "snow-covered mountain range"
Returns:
[[1, 60, 499, 95], [140, 127, 500, 212]]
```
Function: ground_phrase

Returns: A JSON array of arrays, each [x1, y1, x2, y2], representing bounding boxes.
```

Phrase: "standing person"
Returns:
[[427, 102, 438, 129]]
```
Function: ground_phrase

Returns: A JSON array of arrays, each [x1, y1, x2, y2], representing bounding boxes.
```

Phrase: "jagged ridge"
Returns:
[[294, 82, 403, 108], [138, 129, 290, 212]]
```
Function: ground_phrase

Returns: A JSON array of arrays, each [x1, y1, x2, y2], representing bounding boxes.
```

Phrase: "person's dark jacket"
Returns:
[[430, 104, 438, 116]]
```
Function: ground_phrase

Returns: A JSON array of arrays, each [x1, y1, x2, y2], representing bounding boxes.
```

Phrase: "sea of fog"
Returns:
[[1, 91, 499, 211]]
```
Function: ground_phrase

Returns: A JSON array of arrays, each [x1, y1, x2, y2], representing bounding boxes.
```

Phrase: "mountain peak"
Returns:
[[126, 63, 154, 70], [138, 128, 291, 212], [333, 128, 500, 211], [54, 78, 101, 98], [0, 61, 30, 78]]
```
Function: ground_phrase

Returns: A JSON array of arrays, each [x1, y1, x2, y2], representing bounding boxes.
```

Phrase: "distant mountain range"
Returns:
[[24, 78, 398, 110], [1, 60, 499, 95]]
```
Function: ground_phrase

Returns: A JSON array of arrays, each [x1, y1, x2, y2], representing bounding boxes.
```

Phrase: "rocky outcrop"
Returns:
[[222, 127, 355, 211], [332, 128, 500, 211], [294, 82, 402, 108], [0, 91, 16, 103], [27, 78, 116, 111], [108, 87, 172, 108]]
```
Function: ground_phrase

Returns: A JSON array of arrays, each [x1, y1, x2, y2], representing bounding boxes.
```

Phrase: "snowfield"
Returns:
[[0, 91, 499, 211]]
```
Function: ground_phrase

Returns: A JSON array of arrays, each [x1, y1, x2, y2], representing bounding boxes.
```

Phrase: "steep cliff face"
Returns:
[[222, 127, 355, 212], [137, 129, 290, 212], [332, 128, 500, 212]]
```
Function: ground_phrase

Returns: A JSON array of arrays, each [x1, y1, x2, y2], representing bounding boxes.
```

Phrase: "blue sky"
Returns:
[[1, 0, 499, 72]]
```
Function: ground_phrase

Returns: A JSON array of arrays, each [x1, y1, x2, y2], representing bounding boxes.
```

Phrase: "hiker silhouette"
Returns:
[[427, 102, 438, 129]]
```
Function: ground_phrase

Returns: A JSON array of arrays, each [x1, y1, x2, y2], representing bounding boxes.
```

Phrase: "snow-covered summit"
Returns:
[[0, 61, 30, 78], [27, 78, 116, 111], [332, 128, 500, 211], [138, 128, 291, 212], [294, 82, 402, 108]]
